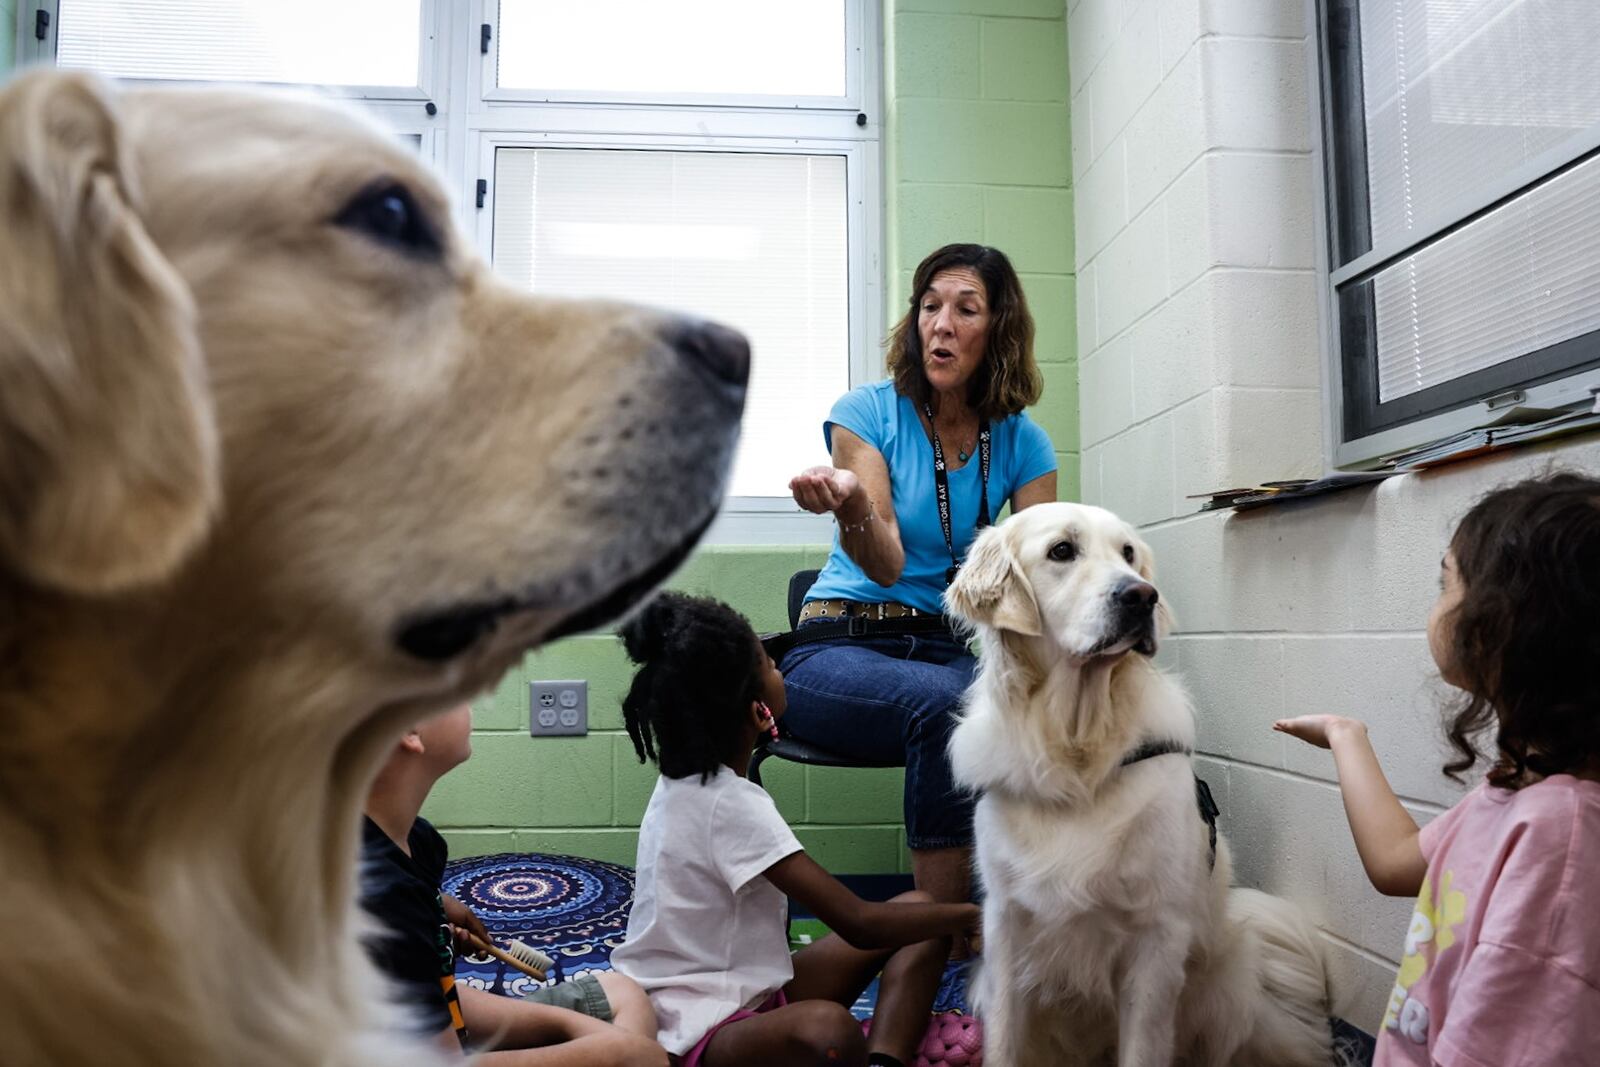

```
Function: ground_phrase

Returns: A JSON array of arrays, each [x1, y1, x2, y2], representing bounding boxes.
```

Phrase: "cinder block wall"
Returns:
[[1068, 0, 1600, 1030], [887, 0, 1079, 499]]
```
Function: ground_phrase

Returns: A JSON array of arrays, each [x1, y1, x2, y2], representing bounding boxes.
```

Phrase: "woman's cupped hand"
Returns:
[[789, 466, 860, 515]]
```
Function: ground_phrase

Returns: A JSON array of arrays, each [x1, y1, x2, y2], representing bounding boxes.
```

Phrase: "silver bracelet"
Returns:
[[836, 504, 875, 534]]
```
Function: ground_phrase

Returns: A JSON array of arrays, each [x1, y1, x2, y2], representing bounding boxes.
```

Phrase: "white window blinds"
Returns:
[[1358, 0, 1600, 402], [492, 148, 851, 499], [494, 0, 846, 98], [1359, 0, 1600, 249], [55, 0, 422, 87], [1374, 151, 1600, 401]]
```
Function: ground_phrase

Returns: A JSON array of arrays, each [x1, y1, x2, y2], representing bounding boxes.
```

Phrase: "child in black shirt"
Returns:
[[360, 703, 664, 1066]]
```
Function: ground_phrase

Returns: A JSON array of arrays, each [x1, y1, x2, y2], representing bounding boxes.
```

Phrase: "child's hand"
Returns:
[[1273, 714, 1367, 749], [442, 893, 490, 954]]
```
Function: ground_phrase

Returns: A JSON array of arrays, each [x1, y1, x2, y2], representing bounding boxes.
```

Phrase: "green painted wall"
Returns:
[[886, 0, 1078, 500], [428, 0, 1075, 873], [425, 546, 899, 870], [2, 1, 17, 76]]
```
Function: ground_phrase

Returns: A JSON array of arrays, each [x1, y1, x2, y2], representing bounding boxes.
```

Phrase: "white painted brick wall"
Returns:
[[1124, 47, 1204, 212], [1088, 2, 1162, 160], [1202, 38, 1311, 150], [1095, 201, 1171, 341], [1079, 336, 1135, 448], [1099, 411, 1176, 526], [1076, 141, 1129, 265], [1067, 0, 1600, 1032]]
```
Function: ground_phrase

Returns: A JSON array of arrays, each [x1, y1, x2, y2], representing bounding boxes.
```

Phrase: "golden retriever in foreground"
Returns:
[[0, 69, 746, 1065], [946, 504, 1332, 1067]]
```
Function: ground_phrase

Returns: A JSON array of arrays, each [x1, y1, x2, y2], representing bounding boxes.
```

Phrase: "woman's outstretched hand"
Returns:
[[790, 465, 860, 515], [1273, 714, 1368, 749]]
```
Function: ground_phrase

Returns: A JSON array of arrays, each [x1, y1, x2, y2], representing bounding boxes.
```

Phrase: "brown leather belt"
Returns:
[[764, 600, 956, 661], [796, 598, 932, 624]]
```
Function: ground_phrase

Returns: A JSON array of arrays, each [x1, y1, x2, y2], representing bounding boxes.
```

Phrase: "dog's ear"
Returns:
[[0, 70, 217, 595], [944, 525, 1042, 637]]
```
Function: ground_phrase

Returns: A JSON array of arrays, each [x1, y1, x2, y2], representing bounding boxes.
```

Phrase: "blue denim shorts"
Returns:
[[778, 625, 977, 849]]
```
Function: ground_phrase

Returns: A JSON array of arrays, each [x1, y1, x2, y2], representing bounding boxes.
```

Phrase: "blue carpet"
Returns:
[[442, 852, 634, 997], [441, 852, 968, 1015]]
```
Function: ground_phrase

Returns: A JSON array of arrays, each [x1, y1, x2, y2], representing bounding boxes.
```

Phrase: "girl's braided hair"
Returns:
[[619, 592, 765, 782]]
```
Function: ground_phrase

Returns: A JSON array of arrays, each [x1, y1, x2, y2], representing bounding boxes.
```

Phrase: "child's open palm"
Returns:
[[1273, 714, 1366, 749]]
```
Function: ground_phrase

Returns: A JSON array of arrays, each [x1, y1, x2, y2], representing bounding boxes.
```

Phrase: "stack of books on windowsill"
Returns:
[[1189, 393, 1600, 515], [1188, 472, 1399, 512]]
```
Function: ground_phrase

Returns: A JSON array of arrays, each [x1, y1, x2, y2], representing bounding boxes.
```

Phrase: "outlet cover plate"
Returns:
[[529, 680, 587, 736]]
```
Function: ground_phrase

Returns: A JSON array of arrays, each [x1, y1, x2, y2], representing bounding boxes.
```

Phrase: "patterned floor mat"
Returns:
[[442, 852, 634, 997], [442, 852, 970, 1015]]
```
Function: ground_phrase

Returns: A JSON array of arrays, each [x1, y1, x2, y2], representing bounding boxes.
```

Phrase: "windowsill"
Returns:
[[1202, 414, 1600, 516], [702, 503, 835, 545]]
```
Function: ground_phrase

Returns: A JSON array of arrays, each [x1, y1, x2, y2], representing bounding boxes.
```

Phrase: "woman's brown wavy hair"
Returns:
[[885, 244, 1042, 422], [1440, 471, 1600, 788]]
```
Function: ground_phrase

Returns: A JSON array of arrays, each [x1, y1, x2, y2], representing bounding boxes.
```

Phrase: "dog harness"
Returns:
[[1118, 740, 1222, 869]]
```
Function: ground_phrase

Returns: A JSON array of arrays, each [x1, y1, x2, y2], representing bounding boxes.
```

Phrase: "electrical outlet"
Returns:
[[528, 680, 587, 736]]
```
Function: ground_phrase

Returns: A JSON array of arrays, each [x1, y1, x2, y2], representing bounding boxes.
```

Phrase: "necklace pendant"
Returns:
[[958, 448, 970, 462]]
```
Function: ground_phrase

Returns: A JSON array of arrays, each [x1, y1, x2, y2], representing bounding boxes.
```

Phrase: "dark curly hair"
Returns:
[[885, 243, 1042, 422], [1441, 471, 1600, 788], [619, 592, 765, 783]]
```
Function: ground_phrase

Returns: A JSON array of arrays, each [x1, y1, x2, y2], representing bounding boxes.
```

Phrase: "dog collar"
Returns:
[[1118, 738, 1190, 767], [1118, 738, 1222, 870]]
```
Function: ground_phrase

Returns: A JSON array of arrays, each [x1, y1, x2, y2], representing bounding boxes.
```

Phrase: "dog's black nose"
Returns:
[[1113, 580, 1158, 611], [670, 319, 750, 386]]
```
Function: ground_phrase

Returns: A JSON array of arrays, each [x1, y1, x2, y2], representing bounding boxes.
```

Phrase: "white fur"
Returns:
[[946, 503, 1332, 1067]]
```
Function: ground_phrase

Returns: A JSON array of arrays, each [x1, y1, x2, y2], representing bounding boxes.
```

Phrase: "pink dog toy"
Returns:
[[861, 1010, 983, 1067]]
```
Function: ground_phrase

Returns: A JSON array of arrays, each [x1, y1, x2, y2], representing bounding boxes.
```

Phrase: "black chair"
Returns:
[[749, 569, 905, 786]]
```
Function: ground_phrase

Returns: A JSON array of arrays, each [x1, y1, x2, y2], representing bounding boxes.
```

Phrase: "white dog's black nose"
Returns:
[[670, 319, 751, 386], [1113, 579, 1158, 612]]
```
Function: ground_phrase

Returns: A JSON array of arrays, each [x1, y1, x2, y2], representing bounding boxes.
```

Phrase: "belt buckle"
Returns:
[[846, 613, 869, 637]]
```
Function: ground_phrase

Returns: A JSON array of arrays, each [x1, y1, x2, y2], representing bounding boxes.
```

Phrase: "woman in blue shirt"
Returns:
[[785, 244, 1057, 924]]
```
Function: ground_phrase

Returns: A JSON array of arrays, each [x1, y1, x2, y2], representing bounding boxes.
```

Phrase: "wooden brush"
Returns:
[[464, 931, 554, 982]]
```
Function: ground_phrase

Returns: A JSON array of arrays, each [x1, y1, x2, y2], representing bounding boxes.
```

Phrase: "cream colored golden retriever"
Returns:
[[946, 503, 1332, 1067], [0, 69, 746, 1066]]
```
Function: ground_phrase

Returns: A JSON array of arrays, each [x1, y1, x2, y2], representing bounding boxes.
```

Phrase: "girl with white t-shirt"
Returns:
[[609, 593, 979, 1067]]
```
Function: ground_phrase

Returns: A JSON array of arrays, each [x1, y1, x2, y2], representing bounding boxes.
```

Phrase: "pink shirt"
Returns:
[[1374, 774, 1600, 1067]]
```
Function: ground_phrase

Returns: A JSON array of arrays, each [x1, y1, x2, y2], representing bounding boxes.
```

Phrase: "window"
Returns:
[[54, 0, 424, 90], [22, 0, 881, 541], [493, 0, 848, 102], [491, 148, 850, 500], [1314, 0, 1600, 466]]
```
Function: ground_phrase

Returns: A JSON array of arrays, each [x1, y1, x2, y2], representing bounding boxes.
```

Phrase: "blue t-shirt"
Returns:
[[807, 380, 1057, 614]]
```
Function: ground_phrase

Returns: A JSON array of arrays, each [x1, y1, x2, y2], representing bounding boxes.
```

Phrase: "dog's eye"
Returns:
[[1123, 544, 1136, 564], [335, 183, 440, 256], [1047, 541, 1077, 562]]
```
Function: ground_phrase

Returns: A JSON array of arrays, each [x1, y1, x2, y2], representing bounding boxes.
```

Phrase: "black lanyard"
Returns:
[[924, 402, 991, 585]]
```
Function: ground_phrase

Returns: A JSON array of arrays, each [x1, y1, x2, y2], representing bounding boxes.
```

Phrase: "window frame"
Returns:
[[22, 0, 446, 101], [20, 0, 882, 543], [1310, 0, 1600, 469], [480, 0, 868, 113]]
